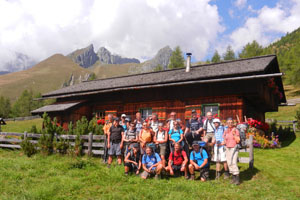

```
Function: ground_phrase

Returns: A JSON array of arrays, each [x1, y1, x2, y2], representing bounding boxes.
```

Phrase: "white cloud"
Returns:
[[234, 0, 247, 9], [0, 0, 224, 70], [226, 0, 300, 53]]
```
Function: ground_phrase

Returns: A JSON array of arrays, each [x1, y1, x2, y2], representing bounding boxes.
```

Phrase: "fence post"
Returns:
[[292, 121, 297, 133], [88, 132, 93, 156], [24, 131, 27, 140], [249, 135, 254, 169]]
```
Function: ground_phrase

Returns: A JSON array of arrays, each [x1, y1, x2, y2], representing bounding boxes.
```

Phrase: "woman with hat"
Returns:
[[212, 118, 229, 180]]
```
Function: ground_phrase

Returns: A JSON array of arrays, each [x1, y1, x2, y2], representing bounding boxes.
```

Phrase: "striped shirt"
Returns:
[[214, 125, 225, 146]]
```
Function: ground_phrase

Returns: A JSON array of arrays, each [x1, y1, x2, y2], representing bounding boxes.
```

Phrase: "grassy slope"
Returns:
[[0, 133, 298, 199], [0, 54, 90, 102], [89, 61, 141, 79], [266, 84, 300, 120]]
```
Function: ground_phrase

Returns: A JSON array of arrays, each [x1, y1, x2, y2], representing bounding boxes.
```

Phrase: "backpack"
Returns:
[[172, 150, 184, 164], [204, 119, 216, 132], [192, 146, 210, 168], [236, 123, 248, 149]]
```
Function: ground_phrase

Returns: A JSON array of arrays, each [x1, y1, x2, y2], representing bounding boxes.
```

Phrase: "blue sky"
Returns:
[[0, 0, 300, 70]]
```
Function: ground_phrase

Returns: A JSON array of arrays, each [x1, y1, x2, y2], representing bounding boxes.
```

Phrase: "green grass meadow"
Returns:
[[0, 133, 299, 199], [1, 118, 43, 133]]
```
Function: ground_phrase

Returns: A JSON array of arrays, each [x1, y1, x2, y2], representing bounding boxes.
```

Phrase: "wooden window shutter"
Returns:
[[185, 105, 202, 119], [105, 110, 117, 122], [152, 107, 167, 121]]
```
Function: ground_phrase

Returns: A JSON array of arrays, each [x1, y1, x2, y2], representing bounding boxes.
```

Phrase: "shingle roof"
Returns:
[[31, 102, 81, 114], [43, 55, 278, 98]]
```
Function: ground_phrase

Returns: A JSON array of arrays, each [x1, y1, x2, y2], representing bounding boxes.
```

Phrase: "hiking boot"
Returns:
[[233, 175, 240, 185], [124, 172, 128, 176], [224, 171, 230, 179], [215, 171, 221, 180], [230, 175, 236, 184], [190, 174, 195, 180]]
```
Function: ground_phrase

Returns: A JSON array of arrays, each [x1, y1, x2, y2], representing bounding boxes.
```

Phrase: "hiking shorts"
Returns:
[[213, 145, 226, 162], [124, 162, 139, 172], [140, 169, 156, 178], [172, 164, 183, 172], [108, 142, 122, 156], [204, 132, 215, 142], [157, 143, 167, 156], [196, 167, 209, 180]]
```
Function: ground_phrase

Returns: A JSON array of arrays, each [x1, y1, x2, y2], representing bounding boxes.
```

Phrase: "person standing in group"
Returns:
[[188, 141, 210, 182], [139, 122, 154, 154], [134, 112, 144, 135], [124, 143, 142, 176], [223, 117, 241, 185], [107, 117, 124, 167], [212, 118, 229, 180], [168, 119, 184, 151], [166, 143, 189, 179], [148, 113, 159, 133], [167, 112, 176, 131], [203, 112, 216, 144], [103, 114, 113, 163], [153, 122, 168, 167], [141, 146, 163, 179], [185, 110, 203, 149], [123, 122, 139, 157], [120, 114, 128, 132]]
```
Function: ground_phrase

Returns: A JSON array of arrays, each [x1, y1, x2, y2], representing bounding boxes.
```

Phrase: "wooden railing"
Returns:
[[0, 132, 105, 156]]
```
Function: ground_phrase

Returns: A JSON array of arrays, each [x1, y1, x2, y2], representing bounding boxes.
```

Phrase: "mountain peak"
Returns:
[[96, 47, 140, 64], [67, 44, 98, 68]]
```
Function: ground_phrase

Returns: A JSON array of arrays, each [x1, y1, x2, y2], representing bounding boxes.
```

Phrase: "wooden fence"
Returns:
[[0, 132, 254, 168], [266, 119, 297, 132], [4, 115, 41, 122], [0, 132, 105, 156]]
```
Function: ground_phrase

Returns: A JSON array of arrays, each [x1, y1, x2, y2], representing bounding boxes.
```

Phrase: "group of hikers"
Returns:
[[102, 110, 241, 185]]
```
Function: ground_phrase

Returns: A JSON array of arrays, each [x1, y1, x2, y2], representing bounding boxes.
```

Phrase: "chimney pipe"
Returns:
[[186, 53, 192, 72]]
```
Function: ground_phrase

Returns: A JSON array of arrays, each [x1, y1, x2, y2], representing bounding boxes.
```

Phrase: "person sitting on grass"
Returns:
[[124, 143, 141, 176], [153, 122, 168, 167], [188, 141, 209, 182], [212, 118, 229, 180], [107, 117, 124, 168], [141, 146, 163, 179], [168, 119, 184, 151], [165, 143, 188, 179]]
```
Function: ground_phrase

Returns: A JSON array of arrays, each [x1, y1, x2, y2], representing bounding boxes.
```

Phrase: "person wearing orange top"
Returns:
[[139, 122, 154, 154], [222, 117, 241, 185], [103, 114, 113, 163]]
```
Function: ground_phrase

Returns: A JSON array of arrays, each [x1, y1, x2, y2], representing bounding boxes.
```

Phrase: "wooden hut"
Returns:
[[32, 55, 286, 130]]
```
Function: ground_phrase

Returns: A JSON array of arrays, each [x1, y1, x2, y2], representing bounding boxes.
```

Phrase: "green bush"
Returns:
[[55, 138, 69, 155], [20, 138, 37, 157], [29, 125, 39, 134]]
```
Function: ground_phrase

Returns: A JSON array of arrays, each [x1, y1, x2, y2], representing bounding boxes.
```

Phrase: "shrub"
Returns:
[[20, 138, 37, 157], [29, 125, 39, 134], [88, 117, 104, 135], [55, 138, 69, 155]]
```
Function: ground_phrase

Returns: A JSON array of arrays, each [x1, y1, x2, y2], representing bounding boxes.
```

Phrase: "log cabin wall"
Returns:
[[51, 79, 274, 128]]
